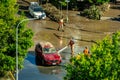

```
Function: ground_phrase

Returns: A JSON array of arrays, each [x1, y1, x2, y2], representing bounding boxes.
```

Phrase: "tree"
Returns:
[[50, 0, 67, 8], [77, 0, 110, 11], [81, 5, 102, 20], [64, 31, 120, 80], [0, 0, 33, 76], [84, 0, 110, 5]]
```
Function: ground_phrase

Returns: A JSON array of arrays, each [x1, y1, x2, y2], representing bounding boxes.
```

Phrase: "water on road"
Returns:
[[19, 4, 120, 79], [18, 46, 84, 80]]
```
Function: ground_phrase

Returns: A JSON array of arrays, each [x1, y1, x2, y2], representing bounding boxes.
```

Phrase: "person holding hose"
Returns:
[[68, 37, 75, 57]]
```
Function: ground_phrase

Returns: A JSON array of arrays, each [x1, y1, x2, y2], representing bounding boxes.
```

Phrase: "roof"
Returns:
[[39, 42, 54, 48], [30, 2, 39, 7]]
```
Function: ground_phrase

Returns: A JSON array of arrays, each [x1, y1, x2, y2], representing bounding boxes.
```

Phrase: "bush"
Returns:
[[100, 2, 110, 12], [64, 31, 120, 80], [81, 5, 102, 20]]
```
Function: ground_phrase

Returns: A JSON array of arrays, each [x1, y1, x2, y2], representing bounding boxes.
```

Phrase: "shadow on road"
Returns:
[[53, 33, 97, 44], [65, 25, 104, 34], [44, 27, 57, 31], [111, 17, 120, 22]]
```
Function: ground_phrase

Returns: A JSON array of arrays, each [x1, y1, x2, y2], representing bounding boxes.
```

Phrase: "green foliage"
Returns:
[[0, 0, 33, 76], [64, 31, 120, 80], [68, 0, 78, 10], [84, 0, 110, 5], [50, 0, 75, 9], [81, 5, 102, 20], [49, 0, 110, 10], [0, 54, 15, 71], [78, 0, 110, 11], [50, 0, 66, 8]]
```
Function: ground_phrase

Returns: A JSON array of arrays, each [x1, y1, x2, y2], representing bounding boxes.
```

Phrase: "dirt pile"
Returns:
[[42, 3, 63, 22]]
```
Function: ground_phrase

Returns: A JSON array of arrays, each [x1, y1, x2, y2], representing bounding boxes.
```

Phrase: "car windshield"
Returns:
[[43, 47, 56, 54], [33, 7, 43, 12]]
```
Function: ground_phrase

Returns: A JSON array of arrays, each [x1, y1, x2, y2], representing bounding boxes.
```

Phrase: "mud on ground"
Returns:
[[17, 0, 120, 50]]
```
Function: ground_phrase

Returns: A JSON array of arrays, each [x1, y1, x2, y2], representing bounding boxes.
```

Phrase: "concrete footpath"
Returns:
[[0, 71, 15, 80]]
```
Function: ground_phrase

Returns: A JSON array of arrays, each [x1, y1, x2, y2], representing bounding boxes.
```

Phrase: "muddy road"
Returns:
[[28, 13, 120, 50]]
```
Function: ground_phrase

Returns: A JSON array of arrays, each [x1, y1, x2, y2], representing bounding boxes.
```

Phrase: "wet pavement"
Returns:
[[18, 46, 84, 80], [22, 7, 120, 79], [18, 53, 65, 80]]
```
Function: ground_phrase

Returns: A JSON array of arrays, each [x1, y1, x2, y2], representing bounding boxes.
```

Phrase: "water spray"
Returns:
[[58, 46, 68, 53]]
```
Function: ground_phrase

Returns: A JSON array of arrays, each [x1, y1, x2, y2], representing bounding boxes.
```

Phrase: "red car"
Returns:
[[35, 42, 62, 65]]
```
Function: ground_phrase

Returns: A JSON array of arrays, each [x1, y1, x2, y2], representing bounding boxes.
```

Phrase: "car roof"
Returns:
[[30, 2, 39, 7], [38, 42, 54, 48]]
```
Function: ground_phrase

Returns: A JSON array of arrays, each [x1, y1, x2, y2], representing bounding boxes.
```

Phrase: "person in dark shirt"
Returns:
[[68, 37, 75, 57]]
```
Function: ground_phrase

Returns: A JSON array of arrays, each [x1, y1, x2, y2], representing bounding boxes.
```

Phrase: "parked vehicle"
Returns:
[[35, 42, 62, 65], [29, 2, 46, 19]]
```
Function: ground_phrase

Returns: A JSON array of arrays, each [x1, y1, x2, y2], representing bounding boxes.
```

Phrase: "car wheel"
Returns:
[[36, 56, 43, 65], [35, 56, 40, 65], [33, 15, 35, 18]]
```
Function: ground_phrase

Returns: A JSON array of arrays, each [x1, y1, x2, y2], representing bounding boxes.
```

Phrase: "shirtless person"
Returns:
[[57, 18, 64, 32]]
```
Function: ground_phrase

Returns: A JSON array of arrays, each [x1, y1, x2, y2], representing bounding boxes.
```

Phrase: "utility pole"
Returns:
[[59, 0, 63, 18], [65, 0, 70, 23], [16, 18, 37, 80]]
